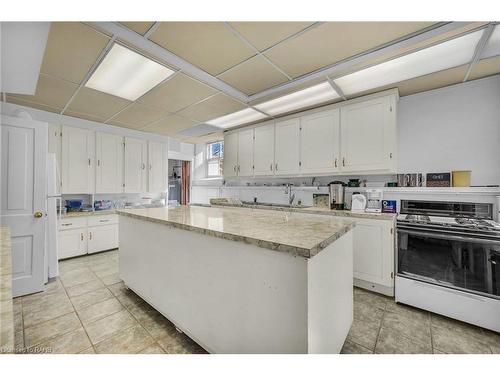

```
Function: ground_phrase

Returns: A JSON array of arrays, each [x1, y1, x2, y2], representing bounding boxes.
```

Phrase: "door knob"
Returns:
[[34, 211, 43, 218]]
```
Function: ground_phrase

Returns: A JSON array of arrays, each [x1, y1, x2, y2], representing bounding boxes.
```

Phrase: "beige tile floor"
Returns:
[[12, 249, 500, 354]]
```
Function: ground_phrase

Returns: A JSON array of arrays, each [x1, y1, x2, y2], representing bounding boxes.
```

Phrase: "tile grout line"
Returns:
[[372, 301, 387, 354]]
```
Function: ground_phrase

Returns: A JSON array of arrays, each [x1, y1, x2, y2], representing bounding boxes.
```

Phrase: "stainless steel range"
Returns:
[[396, 200, 500, 332]]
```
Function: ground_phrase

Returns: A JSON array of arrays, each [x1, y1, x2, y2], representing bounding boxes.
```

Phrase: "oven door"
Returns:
[[397, 226, 500, 299]]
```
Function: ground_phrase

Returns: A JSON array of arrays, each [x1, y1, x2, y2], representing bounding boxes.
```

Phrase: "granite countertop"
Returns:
[[117, 206, 355, 258], [210, 199, 396, 221], [0, 227, 14, 353]]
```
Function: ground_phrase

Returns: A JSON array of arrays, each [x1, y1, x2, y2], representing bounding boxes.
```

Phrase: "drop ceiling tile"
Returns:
[[109, 103, 167, 128], [5, 95, 61, 114], [41, 22, 110, 84], [176, 93, 247, 122], [141, 114, 197, 135], [66, 87, 131, 122], [7, 74, 78, 110], [468, 56, 500, 80], [218, 55, 289, 95], [138, 73, 217, 112], [120, 22, 155, 35], [228, 22, 315, 51], [265, 22, 437, 78], [149, 22, 256, 75], [330, 23, 489, 79]]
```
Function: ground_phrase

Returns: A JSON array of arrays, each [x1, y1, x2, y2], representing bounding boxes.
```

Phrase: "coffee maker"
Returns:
[[328, 181, 345, 210]]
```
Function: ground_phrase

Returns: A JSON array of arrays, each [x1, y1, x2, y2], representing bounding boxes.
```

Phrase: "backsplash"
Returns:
[[60, 192, 166, 212]]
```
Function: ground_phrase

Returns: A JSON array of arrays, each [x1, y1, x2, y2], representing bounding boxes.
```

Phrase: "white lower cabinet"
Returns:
[[350, 217, 395, 296], [58, 214, 119, 259]]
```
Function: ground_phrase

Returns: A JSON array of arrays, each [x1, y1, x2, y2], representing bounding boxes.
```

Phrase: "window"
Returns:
[[206, 141, 224, 177]]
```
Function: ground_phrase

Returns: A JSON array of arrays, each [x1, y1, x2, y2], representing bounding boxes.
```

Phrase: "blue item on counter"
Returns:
[[382, 200, 397, 213], [65, 199, 83, 209]]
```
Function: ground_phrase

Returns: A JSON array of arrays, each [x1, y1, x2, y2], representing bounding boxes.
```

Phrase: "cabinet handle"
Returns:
[[233, 166, 236, 173], [88, 158, 91, 166], [80, 233, 84, 241], [97, 159, 100, 167], [237, 165, 240, 172], [61, 223, 72, 226], [275, 163, 278, 171], [142, 163, 145, 170], [270, 163, 273, 171], [342, 157, 345, 167], [389, 152, 393, 159], [149, 164, 152, 170], [334, 158, 337, 168], [99, 219, 110, 223], [89, 232, 92, 240]]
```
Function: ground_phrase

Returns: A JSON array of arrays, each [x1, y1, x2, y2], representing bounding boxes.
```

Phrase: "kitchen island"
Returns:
[[117, 205, 355, 354]]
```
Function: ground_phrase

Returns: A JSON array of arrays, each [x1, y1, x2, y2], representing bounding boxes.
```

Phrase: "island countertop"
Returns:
[[117, 206, 354, 258]]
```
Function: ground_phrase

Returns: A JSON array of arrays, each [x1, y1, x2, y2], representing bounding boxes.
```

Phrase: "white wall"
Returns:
[[397, 75, 500, 185]]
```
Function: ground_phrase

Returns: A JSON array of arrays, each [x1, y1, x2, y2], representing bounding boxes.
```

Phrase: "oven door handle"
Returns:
[[397, 228, 500, 245]]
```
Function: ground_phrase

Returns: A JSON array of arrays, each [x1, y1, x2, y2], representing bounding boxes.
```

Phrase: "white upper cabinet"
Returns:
[[223, 132, 238, 178], [124, 137, 147, 193], [148, 141, 168, 193], [61, 126, 95, 194], [300, 109, 340, 175], [253, 122, 275, 176], [237, 128, 254, 177], [340, 95, 396, 173], [95, 132, 124, 193], [274, 118, 300, 176]]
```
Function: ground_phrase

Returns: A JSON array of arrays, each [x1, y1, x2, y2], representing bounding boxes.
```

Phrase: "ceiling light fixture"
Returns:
[[481, 25, 500, 59], [333, 31, 483, 96], [207, 108, 268, 129], [254, 82, 339, 116], [85, 44, 174, 101]]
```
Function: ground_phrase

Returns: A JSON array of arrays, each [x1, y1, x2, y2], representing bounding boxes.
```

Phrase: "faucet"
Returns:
[[285, 183, 295, 206]]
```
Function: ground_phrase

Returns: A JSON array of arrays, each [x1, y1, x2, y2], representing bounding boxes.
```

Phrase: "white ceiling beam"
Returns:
[[327, 77, 346, 100], [89, 22, 249, 103], [248, 22, 478, 103], [463, 23, 496, 82], [143, 22, 160, 39]]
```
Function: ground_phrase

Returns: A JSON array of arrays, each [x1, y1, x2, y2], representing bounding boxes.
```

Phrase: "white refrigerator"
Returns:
[[45, 153, 60, 280]]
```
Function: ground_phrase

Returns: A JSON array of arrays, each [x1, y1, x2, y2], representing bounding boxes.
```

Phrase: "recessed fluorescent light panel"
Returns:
[[254, 82, 339, 116], [481, 25, 500, 59], [334, 30, 483, 96], [85, 44, 174, 101], [207, 108, 267, 129]]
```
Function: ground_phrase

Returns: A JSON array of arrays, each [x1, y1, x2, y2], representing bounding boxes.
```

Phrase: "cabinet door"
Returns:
[[300, 109, 340, 174], [223, 132, 238, 178], [124, 137, 147, 193], [274, 118, 300, 175], [148, 141, 167, 192], [340, 96, 396, 172], [253, 122, 275, 176], [96, 132, 124, 193], [48, 124, 62, 194], [58, 228, 87, 260], [353, 219, 394, 288], [88, 225, 119, 254], [237, 128, 254, 177], [61, 126, 94, 194]]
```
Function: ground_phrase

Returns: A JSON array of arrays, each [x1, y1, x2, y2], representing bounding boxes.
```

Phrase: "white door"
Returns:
[[340, 96, 396, 172], [58, 228, 87, 260], [148, 141, 167, 193], [300, 109, 340, 174], [88, 225, 119, 254], [253, 122, 275, 176], [48, 124, 62, 194], [223, 132, 238, 178], [237, 128, 254, 177], [61, 126, 95, 194], [353, 219, 394, 288], [124, 137, 147, 193], [96, 132, 124, 193], [274, 118, 300, 176], [1, 115, 47, 297]]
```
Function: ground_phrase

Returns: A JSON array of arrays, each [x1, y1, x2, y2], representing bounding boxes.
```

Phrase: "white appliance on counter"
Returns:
[[351, 194, 367, 212], [45, 153, 60, 280]]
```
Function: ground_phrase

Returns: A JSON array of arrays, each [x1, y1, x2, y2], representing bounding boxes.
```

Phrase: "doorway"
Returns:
[[168, 159, 190, 205]]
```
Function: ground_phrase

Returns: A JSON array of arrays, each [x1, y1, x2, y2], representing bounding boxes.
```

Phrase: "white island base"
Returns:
[[119, 215, 353, 354]]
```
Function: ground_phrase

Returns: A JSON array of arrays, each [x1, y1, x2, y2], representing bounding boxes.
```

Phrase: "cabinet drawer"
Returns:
[[59, 217, 87, 230], [88, 214, 118, 226]]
